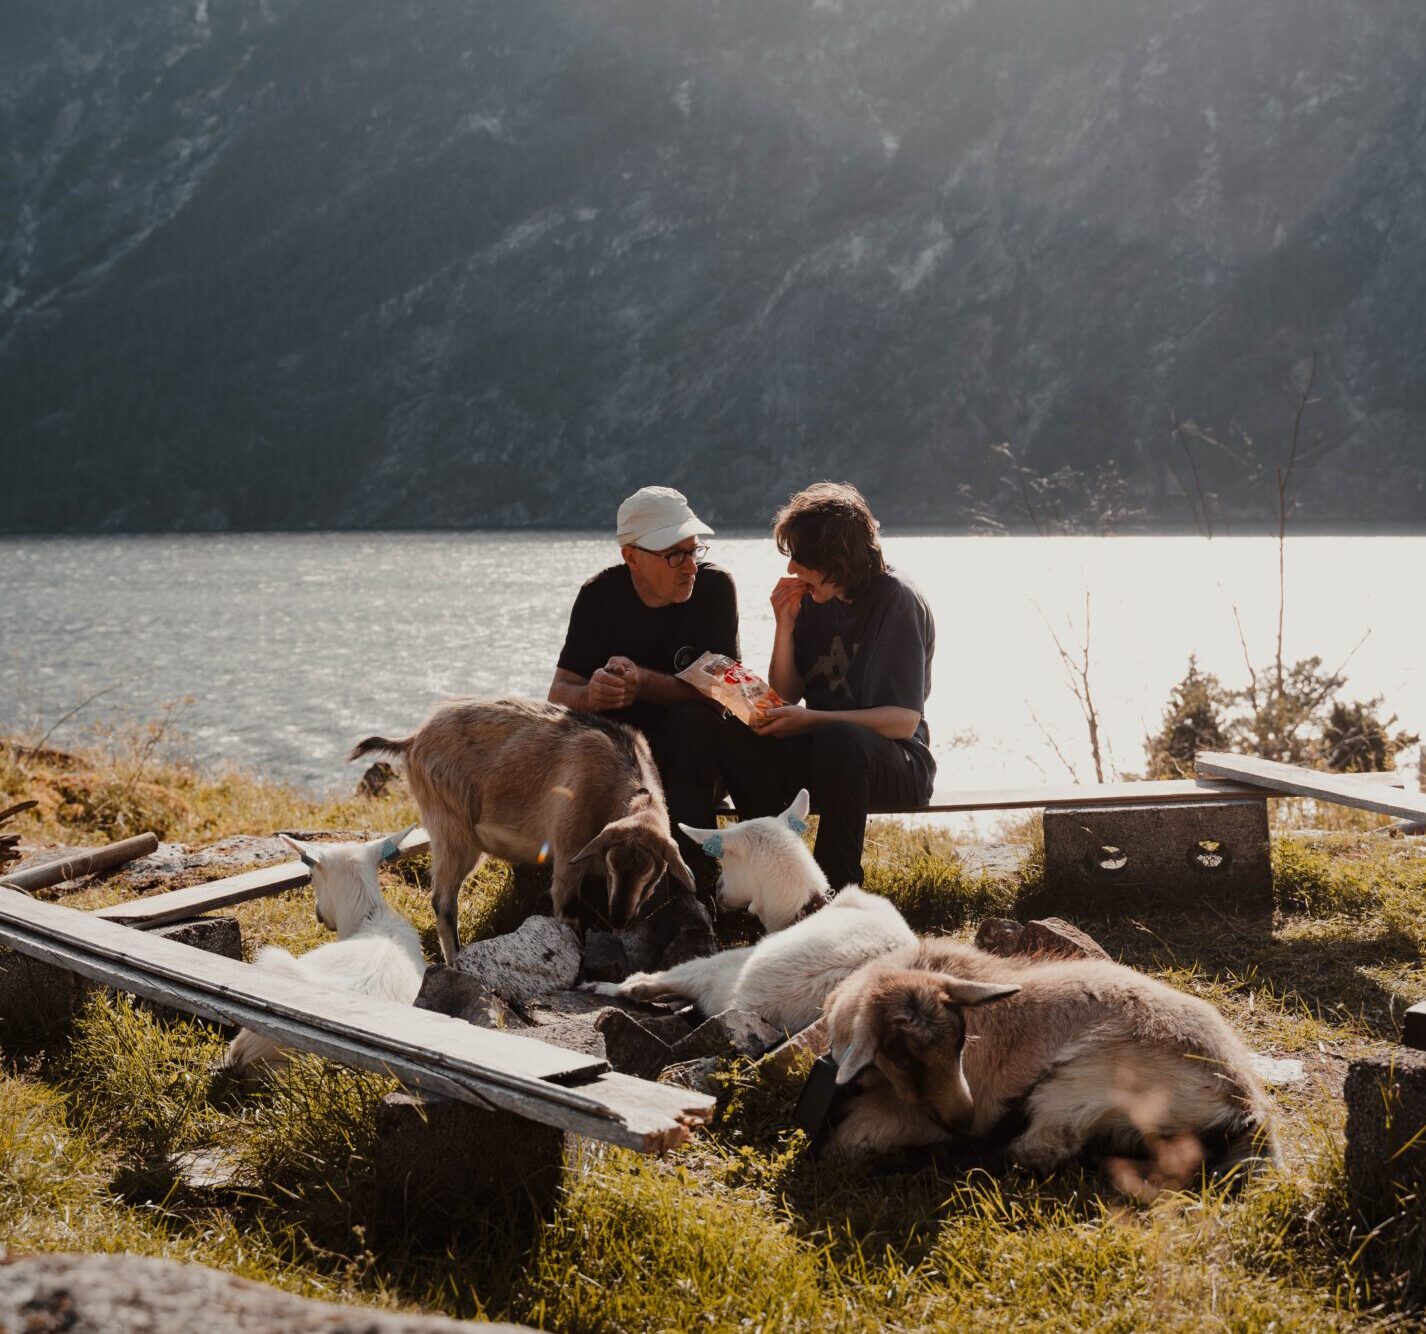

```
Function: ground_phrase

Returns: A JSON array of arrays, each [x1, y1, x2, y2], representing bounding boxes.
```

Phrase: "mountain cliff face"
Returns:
[[3, 0, 1423, 532]]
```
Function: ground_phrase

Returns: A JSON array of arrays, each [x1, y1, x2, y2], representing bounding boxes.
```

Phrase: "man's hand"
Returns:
[[770, 576, 808, 632], [586, 656, 641, 711], [749, 703, 818, 738]]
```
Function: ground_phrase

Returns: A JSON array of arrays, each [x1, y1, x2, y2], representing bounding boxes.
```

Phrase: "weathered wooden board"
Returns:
[[1195, 753, 1426, 821], [2, 833, 159, 892], [0, 888, 713, 1151], [94, 829, 433, 927]]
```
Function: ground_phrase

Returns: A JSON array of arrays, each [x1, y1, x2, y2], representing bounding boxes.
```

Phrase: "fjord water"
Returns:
[[2, 533, 1421, 804]]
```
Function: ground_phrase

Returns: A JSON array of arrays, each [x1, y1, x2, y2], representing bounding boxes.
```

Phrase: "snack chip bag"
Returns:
[[676, 652, 784, 726]]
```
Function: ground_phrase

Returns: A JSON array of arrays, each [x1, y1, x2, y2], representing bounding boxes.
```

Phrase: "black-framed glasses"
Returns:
[[636, 542, 709, 569]]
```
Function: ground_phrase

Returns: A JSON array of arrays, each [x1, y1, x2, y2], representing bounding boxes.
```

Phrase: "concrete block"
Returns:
[[0, 947, 81, 1056], [1344, 1048, 1426, 1219], [376, 1091, 565, 1222], [1041, 800, 1271, 911], [152, 916, 243, 960]]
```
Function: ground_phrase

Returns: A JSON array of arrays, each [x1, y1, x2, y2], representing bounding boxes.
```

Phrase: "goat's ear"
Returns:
[[781, 788, 811, 834], [677, 822, 724, 853], [938, 977, 1020, 1009], [570, 830, 612, 865], [279, 833, 320, 869], [834, 1038, 877, 1085], [663, 843, 698, 894], [373, 823, 419, 863]]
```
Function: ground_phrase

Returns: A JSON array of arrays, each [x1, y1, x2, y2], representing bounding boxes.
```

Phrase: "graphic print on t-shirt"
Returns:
[[807, 636, 855, 702]]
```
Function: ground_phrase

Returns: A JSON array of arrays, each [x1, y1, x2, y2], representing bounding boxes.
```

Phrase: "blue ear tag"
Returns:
[[380, 838, 399, 861], [787, 816, 809, 835], [702, 833, 724, 859]]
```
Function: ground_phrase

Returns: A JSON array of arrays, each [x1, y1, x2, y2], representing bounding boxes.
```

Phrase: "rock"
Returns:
[[621, 885, 717, 973], [453, 916, 581, 1005], [671, 1008, 782, 1063], [1016, 917, 1111, 961], [0, 1252, 535, 1333], [1345, 1048, 1426, 1219], [414, 966, 527, 1029], [1248, 1053, 1306, 1087], [595, 1008, 675, 1079], [973, 918, 1025, 956], [169, 1146, 243, 1192], [752, 1017, 831, 1089], [658, 1056, 725, 1097], [581, 930, 630, 984], [974, 916, 1109, 962]]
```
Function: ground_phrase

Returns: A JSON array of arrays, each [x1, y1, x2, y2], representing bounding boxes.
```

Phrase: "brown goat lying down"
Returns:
[[351, 698, 695, 963], [823, 936, 1277, 1179]]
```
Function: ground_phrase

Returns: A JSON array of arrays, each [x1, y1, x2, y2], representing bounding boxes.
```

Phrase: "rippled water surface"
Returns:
[[3, 532, 1421, 801]]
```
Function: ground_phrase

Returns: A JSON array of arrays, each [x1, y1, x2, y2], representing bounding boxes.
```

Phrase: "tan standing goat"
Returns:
[[351, 697, 695, 963]]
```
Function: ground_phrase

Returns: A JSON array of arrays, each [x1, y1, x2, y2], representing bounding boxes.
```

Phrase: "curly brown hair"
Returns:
[[773, 481, 886, 599]]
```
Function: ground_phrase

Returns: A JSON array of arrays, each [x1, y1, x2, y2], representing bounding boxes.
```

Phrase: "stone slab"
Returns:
[[453, 915, 582, 1004], [1041, 799, 1271, 911], [1344, 1048, 1426, 1219]]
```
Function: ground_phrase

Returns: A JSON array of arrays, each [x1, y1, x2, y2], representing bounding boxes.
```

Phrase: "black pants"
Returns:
[[708, 715, 932, 889], [641, 701, 729, 863]]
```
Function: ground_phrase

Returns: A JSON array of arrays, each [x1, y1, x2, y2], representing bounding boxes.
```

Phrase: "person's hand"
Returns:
[[604, 656, 643, 704], [770, 576, 808, 631], [587, 665, 633, 711], [750, 703, 817, 737]]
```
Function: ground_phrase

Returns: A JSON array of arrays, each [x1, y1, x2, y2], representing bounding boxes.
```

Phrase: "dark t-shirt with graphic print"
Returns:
[[791, 567, 935, 787], [556, 561, 740, 735]]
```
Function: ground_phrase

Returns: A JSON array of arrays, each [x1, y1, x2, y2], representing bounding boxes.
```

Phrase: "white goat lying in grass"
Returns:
[[586, 792, 916, 1032], [223, 829, 426, 1070]]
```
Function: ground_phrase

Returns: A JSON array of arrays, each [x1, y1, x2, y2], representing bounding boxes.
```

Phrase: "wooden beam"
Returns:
[[1195, 753, 1426, 821], [0, 888, 713, 1152], [2, 833, 160, 893]]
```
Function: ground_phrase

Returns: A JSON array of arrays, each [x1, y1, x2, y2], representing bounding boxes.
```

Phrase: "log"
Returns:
[[1, 832, 160, 892]]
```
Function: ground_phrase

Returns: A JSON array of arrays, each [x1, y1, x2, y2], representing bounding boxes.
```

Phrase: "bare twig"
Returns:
[[1275, 351, 1318, 697], [20, 684, 119, 760]]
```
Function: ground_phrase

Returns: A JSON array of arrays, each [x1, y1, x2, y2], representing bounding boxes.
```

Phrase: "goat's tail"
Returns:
[[349, 734, 412, 763]]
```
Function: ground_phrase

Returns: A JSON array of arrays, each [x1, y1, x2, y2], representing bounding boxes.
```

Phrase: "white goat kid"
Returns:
[[586, 794, 916, 1032], [679, 789, 827, 931], [223, 829, 427, 1070]]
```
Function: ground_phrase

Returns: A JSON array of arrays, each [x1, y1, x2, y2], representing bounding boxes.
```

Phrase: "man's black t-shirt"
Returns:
[[556, 561, 740, 734], [792, 567, 935, 788]]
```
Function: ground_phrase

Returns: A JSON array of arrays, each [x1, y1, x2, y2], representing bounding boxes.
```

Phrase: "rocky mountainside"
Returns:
[[2, 0, 1423, 532]]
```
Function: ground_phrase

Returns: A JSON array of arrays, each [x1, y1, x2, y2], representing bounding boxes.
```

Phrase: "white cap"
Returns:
[[615, 486, 714, 550]]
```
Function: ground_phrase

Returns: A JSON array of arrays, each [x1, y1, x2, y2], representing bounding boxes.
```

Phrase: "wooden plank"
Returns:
[[4, 888, 599, 1084], [2, 833, 160, 892], [94, 829, 433, 927], [1195, 753, 1426, 821], [0, 888, 713, 1151], [898, 778, 1270, 814]]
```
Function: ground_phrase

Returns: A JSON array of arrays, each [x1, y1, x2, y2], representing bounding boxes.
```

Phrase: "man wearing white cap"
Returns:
[[548, 486, 739, 855]]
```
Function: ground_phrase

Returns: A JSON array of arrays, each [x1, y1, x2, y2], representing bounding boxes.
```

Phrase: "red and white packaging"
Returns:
[[676, 652, 784, 726]]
